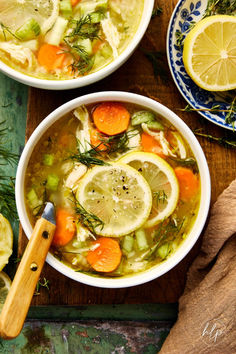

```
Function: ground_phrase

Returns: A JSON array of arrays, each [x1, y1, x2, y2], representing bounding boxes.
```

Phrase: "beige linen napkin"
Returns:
[[160, 179, 236, 354]]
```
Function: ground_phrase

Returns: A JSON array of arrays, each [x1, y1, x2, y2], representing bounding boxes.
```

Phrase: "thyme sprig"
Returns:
[[194, 129, 236, 148], [175, 22, 196, 50], [69, 140, 109, 168], [73, 193, 104, 234], [203, 0, 236, 17], [34, 278, 50, 296]]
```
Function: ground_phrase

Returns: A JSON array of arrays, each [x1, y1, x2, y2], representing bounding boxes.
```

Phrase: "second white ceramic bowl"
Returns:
[[0, 1, 154, 90], [16, 91, 211, 288]]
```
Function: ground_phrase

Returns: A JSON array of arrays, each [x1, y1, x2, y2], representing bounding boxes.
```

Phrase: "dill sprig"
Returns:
[[152, 6, 163, 18], [65, 14, 102, 41], [0, 177, 17, 220], [153, 190, 167, 204], [0, 122, 18, 165], [73, 194, 104, 234], [194, 129, 236, 148], [99, 130, 139, 155], [142, 50, 169, 82], [64, 39, 95, 75], [203, 0, 236, 17], [0, 22, 20, 41], [69, 140, 109, 167]]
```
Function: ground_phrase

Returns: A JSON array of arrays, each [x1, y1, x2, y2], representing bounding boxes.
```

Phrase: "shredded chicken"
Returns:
[[141, 123, 176, 157], [110, 0, 136, 21], [101, 13, 120, 58], [65, 164, 87, 191], [127, 129, 141, 151], [74, 105, 91, 152], [0, 42, 36, 68]]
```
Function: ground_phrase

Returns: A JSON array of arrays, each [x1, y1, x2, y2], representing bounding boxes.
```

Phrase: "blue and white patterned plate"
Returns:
[[167, 0, 235, 131]]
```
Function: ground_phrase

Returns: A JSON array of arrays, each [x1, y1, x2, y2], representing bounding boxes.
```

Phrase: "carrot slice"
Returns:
[[93, 102, 130, 136], [141, 132, 165, 158], [71, 0, 81, 6], [87, 238, 122, 273], [90, 128, 107, 151], [52, 209, 76, 247], [38, 44, 65, 71], [92, 39, 104, 54], [174, 167, 199, 201]]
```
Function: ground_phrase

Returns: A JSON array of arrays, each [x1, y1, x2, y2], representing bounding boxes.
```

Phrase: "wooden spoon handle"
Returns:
[[0, 218, 56, 339]]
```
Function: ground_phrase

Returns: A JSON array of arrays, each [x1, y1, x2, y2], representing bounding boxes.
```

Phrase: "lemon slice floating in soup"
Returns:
[[0, 0, 59, 36], [76, 163, 152, 236], [119, 152, 179, 228]]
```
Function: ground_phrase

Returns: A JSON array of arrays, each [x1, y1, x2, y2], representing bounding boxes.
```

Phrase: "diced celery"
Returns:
[[131, 111, 155, 126], [60, 0, 72, 19], [46, 174, 59, 191], [15, 18, 41, 41], [21, 39, 39, 51], [100, 43, 112, 58], [146, 120, 165, 131], [157, 243, 169, 259], [77, 38, 92, 55], [43, 154, 54, 166], [79, 0, 108, 15], [135, 229, 148, 251], [45, 16, 68, 46], [27, 188, 40, 209], [90, 11, 103, 23], [123, 235, 134, 253]]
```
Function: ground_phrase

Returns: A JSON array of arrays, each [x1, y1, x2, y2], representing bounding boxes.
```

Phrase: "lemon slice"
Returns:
[[0, 271, 11, 313], [119, 152, 179, 228], [0, 0, 59, 36], [76, 163, 152, 236], [183, 15, 236, 91], [0, 214, 13, 271]]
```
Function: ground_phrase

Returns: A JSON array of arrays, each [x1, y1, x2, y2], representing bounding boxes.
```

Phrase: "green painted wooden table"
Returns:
[[0, 73, 177, 353]]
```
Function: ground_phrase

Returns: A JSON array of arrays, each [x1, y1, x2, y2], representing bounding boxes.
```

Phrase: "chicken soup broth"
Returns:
[[25, 102, 200, 277]]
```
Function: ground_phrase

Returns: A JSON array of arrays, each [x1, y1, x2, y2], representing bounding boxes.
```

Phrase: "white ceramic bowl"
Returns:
[[16, 91, 211, 288], [0, 1, 154, 90]]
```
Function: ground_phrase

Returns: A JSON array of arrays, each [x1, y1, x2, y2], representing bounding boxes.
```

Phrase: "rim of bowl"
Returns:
[[16, 91, 211, 288], [0, 1, 154, 90]]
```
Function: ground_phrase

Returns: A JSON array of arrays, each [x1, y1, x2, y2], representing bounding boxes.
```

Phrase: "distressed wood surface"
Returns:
[[18, 0, 236, 306]]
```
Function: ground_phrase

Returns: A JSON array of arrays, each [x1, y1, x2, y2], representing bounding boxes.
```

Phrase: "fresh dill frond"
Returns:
[[153, 190, 167, 204], [152, 6, 163, 18], [0, 22, 20, 41], [69, 140, 109, 167], [73, 194, 104, 234], [99, 130, 139, 155], [194, 129, 236, 148], [65, 13, 102, 41], [0, 177, 17, 220]]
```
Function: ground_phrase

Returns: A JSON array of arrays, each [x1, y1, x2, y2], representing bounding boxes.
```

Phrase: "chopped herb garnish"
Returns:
[[153, 190, 167, 204], [73, 193, 104, 234], [69, 140, 109, 168], [152, 6, 163, 18], [34, 277, 50, 296]]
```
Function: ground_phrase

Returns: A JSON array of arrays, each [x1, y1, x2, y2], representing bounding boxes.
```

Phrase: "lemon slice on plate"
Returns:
[[76, 163, 152, 236], [119, 152, 179, 228], [0, 214, 13, 271], [0, 0, 59, 36], [183, 15, 236, 91], [0, 271, 11, 313]]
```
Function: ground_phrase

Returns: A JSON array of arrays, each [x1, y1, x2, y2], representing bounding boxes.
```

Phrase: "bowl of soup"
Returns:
[[16, 91, 211, 288], [0, 0, 154, 89]]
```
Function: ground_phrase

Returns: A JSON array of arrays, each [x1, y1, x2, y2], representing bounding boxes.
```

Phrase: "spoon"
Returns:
[[0, 202, 56, 339]]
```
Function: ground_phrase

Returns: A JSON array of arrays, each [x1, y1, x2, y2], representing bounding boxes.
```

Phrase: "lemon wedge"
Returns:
[[0, 214, 13, 271], [183, 15, 236, 91], [0, 271, 11, 313], [76, 163, 152, 236], [0, 0, 59, 36], [119, 152, 179, 228]]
